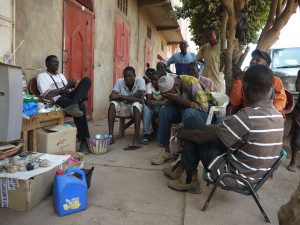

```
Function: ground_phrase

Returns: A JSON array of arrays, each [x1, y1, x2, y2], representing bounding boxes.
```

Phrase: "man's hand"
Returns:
[[66, 79, 77, 89], [133, 90, 145, 99], [164, 89, 190, 107], [172, 124, 185, 139], [146, 100, 157, 109]]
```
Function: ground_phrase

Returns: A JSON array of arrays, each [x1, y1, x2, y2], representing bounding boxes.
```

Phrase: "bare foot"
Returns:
[[287, 163, 296, 172]]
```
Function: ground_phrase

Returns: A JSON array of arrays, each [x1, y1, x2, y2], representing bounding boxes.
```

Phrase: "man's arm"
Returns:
[[165, 54, 176, 67], [175, 126, 219, 144], [109, 90, 145, 103], [164, 89, 191, 108], [228, 79, 244, 115], [273, 76, 287, 112]]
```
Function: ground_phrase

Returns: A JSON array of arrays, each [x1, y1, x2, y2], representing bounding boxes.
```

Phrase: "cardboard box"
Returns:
[[37, 125, 76, 154], [0, 154, 69, 211]]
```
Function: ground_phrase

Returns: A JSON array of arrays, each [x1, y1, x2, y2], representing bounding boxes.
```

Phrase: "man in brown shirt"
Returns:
[[165, 64, 284, 192]]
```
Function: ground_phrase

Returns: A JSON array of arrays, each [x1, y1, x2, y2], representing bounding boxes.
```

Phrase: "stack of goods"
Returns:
[[23, 94, 39, 116], [0, 152, 50, 173]]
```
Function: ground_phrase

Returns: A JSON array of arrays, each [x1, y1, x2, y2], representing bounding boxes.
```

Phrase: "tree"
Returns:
[[172, 0, 299, 93]]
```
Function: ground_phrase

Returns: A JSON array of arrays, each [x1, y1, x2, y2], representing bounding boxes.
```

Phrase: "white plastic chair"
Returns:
[[206, 92, 229, 125]]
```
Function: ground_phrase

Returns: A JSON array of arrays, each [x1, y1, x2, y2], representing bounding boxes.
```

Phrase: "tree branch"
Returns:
[[263, 0, 278, 32], [220, 7, 228, 51]]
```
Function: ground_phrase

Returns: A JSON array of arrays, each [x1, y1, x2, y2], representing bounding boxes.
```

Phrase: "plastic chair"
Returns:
[[201, 149, 287, 223], [206, 92, 229, 125]]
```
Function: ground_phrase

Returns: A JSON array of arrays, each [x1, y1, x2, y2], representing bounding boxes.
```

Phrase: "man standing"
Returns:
[[229, 49, 286, 114], [166, 65, 284, 192], [37, 55, 91, 154], [196, 27, 225, 93], [108, 66, 145, 149], [165, 40, 196, 75], [151, 74, 216, 165], [288, 70, 300, 172]]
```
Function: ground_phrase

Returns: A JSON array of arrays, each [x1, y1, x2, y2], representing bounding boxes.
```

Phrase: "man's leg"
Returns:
[[157, 106, 181, 151], [288, 117, 300, 172], [141, 105, 153, 144], [108, 102, 117, 143], [151, 106, 181, 165], [132, 102, 143, 147], [74, 103, 90, 154], [67, 77, 91, 102]]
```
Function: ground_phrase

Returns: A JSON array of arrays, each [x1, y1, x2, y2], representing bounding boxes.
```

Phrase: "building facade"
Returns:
[[0, 0, 192, 120]]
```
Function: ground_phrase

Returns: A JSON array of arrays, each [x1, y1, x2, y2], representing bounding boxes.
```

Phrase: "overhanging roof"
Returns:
[[138, 0, 183, 44]]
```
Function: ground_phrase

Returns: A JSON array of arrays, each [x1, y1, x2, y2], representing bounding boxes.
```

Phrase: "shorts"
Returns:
[[110, 101, 143, 117]]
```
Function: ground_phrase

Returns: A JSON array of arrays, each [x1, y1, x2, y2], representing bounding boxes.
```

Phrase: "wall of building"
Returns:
[[15, 0, 63, 81]]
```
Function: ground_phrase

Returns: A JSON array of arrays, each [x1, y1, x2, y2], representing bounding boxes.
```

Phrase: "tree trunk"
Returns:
[[220, 8, 228, 51], [257, 0, 298, 51], [237, 45, 250, 68]]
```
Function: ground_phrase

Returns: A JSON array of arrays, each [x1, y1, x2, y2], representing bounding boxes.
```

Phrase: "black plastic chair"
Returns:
[[201, 149, 287, 223]]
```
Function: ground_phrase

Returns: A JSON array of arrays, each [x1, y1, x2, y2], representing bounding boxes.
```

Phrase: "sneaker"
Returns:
[[151, 150, 175, 165], [163, 160, 183, 180], [168, 170, 200, 192], [63, 104, 84, 118], [78, 141, 90, 155], [140, 134, 150, 145]]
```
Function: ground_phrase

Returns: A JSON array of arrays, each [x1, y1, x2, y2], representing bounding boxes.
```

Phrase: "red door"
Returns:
[[63, 0, 94, 116], [144, 39, 153, 69], [113, 17, 130, 84]]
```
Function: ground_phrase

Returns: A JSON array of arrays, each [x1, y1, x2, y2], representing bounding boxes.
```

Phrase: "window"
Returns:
[[147, 26, 152, 40], [118, 0, 128, 16]]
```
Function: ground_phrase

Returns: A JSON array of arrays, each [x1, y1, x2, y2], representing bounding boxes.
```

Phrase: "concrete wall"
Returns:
[[15, 0, 63, 81]]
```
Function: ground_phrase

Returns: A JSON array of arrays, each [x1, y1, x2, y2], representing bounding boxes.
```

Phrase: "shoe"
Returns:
[[141, 134, 150, 145], [151, 150, 175, 165], [78, 141, 90, 155], [63, 104, 84, 118], [163, 160, 183, 180], [168, 170, 200, 192]]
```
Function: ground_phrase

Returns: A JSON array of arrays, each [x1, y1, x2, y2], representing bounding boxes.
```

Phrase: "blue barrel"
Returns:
[[53, 168, 88, 216]]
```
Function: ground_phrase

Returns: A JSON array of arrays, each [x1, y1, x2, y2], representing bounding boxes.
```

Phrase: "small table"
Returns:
[[21, 110, 65, 151]]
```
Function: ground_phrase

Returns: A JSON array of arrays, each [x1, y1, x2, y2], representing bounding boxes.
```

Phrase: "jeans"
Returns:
[[142, 105, 159, 135], [157, 106, 208, 147], [56, 77, 91, 142]]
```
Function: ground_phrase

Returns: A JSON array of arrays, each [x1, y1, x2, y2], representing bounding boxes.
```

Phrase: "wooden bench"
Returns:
[[21, 110, 65, 151]]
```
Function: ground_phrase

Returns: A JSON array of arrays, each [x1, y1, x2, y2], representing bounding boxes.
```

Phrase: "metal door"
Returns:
[[113, 17, 130, 84], [64, 0, 94, 116]]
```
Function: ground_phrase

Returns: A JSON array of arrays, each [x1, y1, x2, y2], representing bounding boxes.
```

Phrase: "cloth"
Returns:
[[142, 105, 160, 135], [196, 43, 225, 93], [230, 76, 287, 112], [290, 116, 300, 150], [165, 52, 196, 75], [113, 77, 146, 96], [146, 83, 163, 101], [110, 101, 143, 117], [157, 106, 208, 147], [199, 75, 216, 92], [37, 72, 68, 102], [55, 77, 91, 141], [158, 75, 175, 94], [179, 75, 217, 113]]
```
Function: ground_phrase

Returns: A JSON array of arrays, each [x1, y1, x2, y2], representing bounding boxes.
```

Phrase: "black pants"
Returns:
[[56, 77, 91, 142], [180, 115, 227, 172]]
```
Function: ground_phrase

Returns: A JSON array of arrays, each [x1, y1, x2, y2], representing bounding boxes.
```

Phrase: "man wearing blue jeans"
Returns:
[[151, 75, 216, 165]]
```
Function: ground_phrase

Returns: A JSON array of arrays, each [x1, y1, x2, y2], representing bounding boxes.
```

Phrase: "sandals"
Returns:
[[141, 135, 150, 145]]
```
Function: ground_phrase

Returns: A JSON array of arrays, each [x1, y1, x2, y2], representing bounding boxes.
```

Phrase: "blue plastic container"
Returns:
[[53, 168, 88, 216]]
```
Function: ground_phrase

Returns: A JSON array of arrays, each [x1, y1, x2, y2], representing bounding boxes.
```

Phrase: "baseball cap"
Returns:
[[251, 49, 271, 66]]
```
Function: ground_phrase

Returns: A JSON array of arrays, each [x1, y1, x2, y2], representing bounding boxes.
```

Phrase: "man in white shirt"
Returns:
[[108, 66, 146, 149], [37, 55, 91, 154]]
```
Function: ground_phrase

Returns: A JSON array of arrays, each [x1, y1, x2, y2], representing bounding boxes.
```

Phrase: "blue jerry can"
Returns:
[[53, 168, 88, 216]]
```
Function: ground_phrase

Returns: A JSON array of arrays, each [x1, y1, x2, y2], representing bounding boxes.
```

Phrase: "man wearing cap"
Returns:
[[229, 49, 286, 114], [151, 74, 216, 165], [165, 40, 196, 75]]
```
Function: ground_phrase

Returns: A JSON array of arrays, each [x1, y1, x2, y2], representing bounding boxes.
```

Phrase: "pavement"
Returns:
[[0, 120, 299, 225]]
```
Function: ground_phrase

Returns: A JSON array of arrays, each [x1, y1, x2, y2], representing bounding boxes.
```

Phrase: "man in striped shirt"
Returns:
[[166, 64, 284, 192]]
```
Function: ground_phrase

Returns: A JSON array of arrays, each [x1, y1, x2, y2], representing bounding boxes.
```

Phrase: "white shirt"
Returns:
[[113, 77, 146, 96], [37, 72, 68, 102]]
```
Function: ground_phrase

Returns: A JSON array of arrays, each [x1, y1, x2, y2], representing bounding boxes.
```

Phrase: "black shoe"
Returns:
[[79, 141, 90, 155], [140, 134, 150, 145], [63, 104, 84, 118]]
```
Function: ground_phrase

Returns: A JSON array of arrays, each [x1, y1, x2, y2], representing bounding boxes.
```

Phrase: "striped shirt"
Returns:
[[179, 75, 217, 113], [207, 100, 284, 188]]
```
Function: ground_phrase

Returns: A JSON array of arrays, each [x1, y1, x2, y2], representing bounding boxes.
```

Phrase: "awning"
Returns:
[[138, 0, 183, 44]]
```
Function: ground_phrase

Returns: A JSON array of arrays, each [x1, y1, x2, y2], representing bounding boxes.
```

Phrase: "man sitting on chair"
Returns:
[[37, 55, 91, 154], [166, 65, 284, 192], [108, 66, 146, 149]]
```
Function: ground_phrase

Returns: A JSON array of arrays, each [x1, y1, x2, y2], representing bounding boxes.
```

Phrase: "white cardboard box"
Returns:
[[37, 125, 76, 154], [0, 154, 69, 211]]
